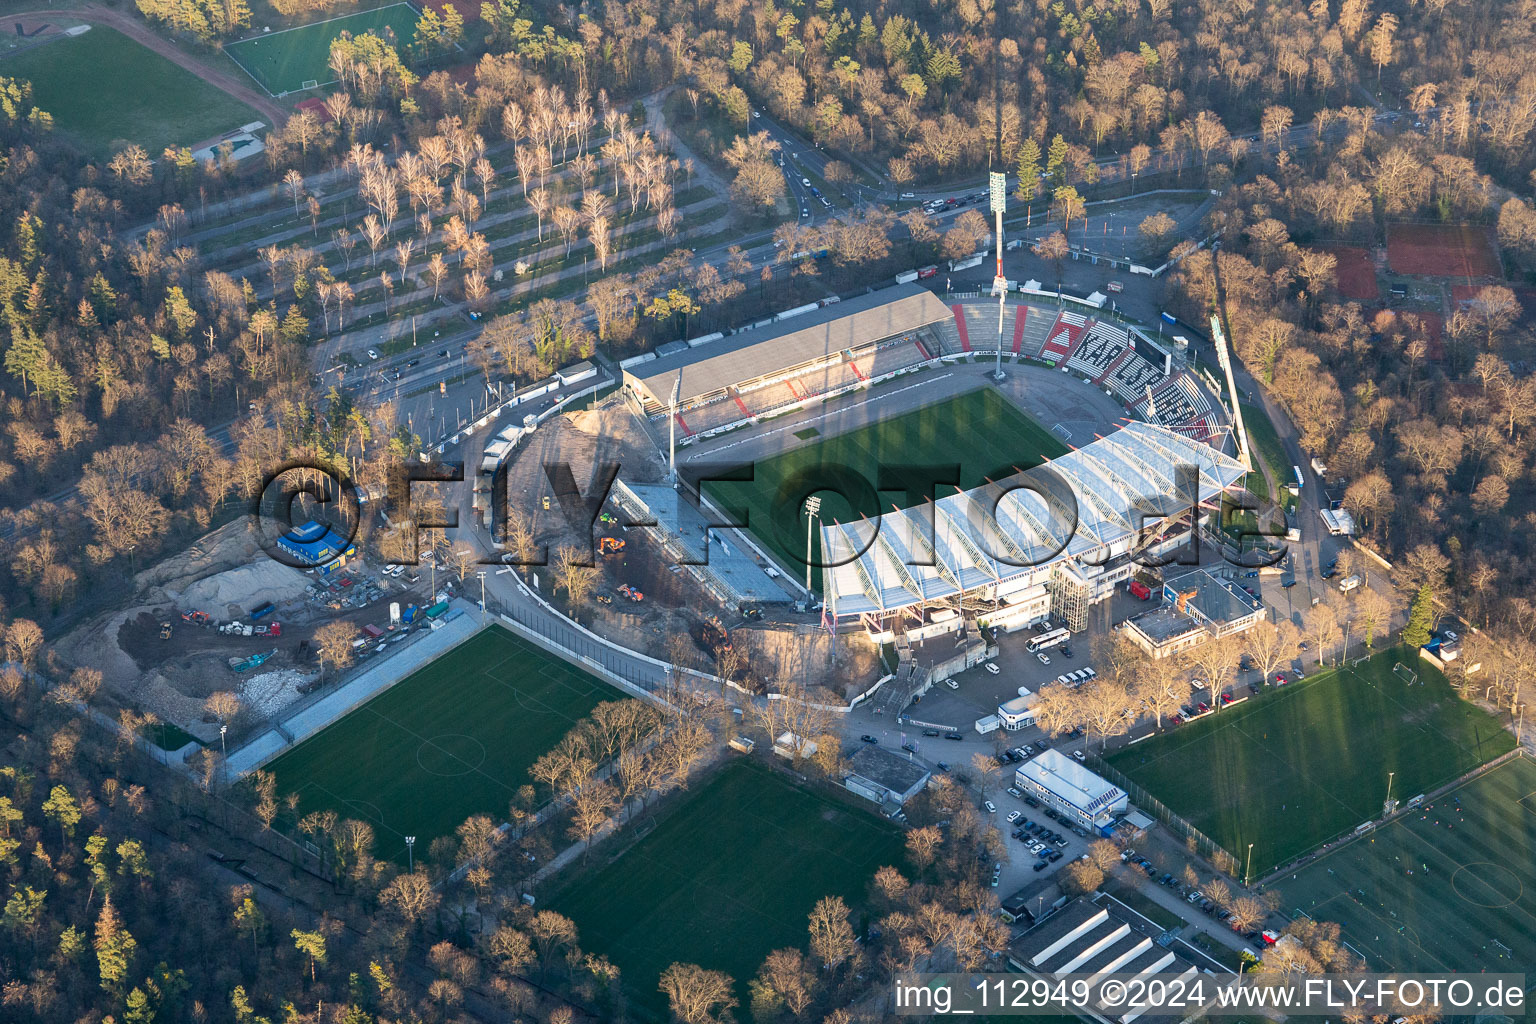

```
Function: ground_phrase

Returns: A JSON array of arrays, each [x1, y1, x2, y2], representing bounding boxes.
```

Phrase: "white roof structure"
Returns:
[[820, 422, 1247, 619], [1017, 749, 1125, 817]]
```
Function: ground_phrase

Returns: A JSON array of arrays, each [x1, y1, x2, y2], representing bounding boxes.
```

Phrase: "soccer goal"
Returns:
[[301, 79, 320, 90], [1392, 661, 1419, 685], [1352, 654, 1372, 668]]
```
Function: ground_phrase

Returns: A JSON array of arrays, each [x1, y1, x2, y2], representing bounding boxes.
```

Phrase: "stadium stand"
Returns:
[[955, 303, 1019, 352], [1065, 320, 1130, 380], [1015, 305, 1056, 358], [1039, 310, 1088, 364], [950, 304, 973, 351], [1103, 351, 1163, 403]]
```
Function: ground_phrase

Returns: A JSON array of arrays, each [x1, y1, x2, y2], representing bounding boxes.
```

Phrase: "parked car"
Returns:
[[936, 762, 950, 772], [985, 662, 1000, 675], [923, 729, 940, 737], [1036, 652, 1051, 665], [901, 743, 917, 753], [1007, 810, 1021, 823], [946, 679, 959, 689], [983, 801, 997, 814], [1007, 786, 1022, 798], [860, 734, 879, 744]]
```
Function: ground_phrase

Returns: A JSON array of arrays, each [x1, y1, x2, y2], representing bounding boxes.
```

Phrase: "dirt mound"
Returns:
[[173, 560, 309, 619]]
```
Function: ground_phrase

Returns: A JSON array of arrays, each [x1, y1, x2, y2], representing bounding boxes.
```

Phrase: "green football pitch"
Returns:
[[1107, 648, 1514, 876], [1283, 755, 1536, 976], [703, 387, 1068, 588], [265, 625, 623, 864], [553, 758, 906, 1020], [224, 4, 421, 95], [3, 26, 259, 158]]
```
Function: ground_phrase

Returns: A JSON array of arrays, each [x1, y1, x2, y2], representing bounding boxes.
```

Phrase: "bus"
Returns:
[[1292, 465, 1304, 493], [1026, 627, 1071, 653]]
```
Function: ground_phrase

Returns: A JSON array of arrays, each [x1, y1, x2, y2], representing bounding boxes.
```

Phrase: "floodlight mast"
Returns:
[[989, 172, 1008, 382], [668, 371, 682, 484]]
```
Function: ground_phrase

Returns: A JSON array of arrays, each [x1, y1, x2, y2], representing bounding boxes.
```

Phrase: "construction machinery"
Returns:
[[597, 537, 626, 556], [159, 622, 172, 640], [228, 649, 277, 673], [617, 584, 644, 602], [180, 610, 210, 625], [1175, 589, 1198, 615]]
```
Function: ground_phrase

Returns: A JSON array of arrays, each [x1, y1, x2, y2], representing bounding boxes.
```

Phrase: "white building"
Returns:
[[1016, 749, 1127, 832], [997, 690, 1039, 730]]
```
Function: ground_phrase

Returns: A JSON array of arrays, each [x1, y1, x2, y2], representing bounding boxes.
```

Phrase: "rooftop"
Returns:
[[822, 423, 1247, 618], [1166, 566, 1264, 626], [627, 284, 952, 406], [846, 744, 930, 796], [1017, 748, 1123, 813]]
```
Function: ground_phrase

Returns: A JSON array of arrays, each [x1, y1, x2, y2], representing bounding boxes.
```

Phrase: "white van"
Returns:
[[1338, 575, 1362, 593]]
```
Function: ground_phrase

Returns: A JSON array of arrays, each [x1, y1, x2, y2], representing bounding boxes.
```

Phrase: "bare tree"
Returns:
[[658, 962, 737, 1024]]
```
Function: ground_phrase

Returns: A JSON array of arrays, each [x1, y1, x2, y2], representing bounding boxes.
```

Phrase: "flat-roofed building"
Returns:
[[1015, 748, 1127, 832]]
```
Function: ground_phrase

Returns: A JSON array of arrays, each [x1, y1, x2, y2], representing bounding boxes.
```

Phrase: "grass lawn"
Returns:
[[225, 3, 421, 95], [704, 388, 1067, 587], [141, 721, 200, 751], [4, 27, 259, 157], [1107, 648, 1514, 875], [1283, 755, 1536, 976], [265, 625, 623, 863], [553, 758, 906, 1020], [1239, 401, 1291, 499]]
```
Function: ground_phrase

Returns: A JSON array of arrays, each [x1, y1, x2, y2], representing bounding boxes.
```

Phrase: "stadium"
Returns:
[[619, 282, 1248, 639]]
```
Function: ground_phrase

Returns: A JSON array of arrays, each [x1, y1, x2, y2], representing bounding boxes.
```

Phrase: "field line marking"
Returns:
[[353, 694, 522, 798], [226, 2, 417, 45], [222, 43, 280, 97]]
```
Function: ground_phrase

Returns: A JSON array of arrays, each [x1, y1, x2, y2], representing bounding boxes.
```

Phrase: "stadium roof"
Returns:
[[627, 284, 953, 407], [820, 423, 1246, 618]]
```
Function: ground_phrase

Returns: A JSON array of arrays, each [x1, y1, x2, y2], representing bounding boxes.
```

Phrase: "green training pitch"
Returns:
[[1107, 648, 1514, 876], [1283, 755, 1536, 976], [553, 758, 907, 1020], [265, 625, 623, 863], [3, 27, 259, 158], [224, 3, 421, 95], [704, 387, 1068, 588]]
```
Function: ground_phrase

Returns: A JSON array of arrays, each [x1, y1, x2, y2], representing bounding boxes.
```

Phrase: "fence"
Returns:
[[1087, 752, 1240, 876]]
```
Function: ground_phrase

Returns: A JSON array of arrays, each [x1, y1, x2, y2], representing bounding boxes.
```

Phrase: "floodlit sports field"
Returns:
[[1107, 649, 1514, 875], [554, 758, 906, 1020], [266, 625, 623, 863], [225, 4, 421, 95], [703, 387, 1067, 586], [1283, 754, 1536, 974]]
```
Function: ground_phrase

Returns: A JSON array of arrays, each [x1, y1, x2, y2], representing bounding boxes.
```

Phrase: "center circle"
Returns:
[[1451, 862, 1523, 909], [416, 734, 486, 777]]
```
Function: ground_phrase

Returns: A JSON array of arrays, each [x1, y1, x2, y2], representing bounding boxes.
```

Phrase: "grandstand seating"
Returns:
[[1134, 373, 1211, 426], [1103, 351, 1163, 403], [1065, 321, 1130, 380], [954, 303, 1017, 352], [1015, 305, 1056, 358], [930, 318, 963, 356], [950, 304, 972, 351], [740, 378, 804, 417], [1039, 310, 1088, 364]]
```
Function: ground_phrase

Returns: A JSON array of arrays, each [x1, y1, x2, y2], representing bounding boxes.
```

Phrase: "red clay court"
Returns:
[[1452, 284, 1536, 324], [1387, 222, 1502, 279], [1321, 246, 1378, 301]]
